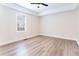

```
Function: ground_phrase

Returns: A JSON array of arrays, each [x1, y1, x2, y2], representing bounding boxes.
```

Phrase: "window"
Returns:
[[16, 14, 26, 32]]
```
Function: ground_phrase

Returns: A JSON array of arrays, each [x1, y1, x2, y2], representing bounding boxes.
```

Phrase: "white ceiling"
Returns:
[[1, 3, 78, 16], [17, 3, 75, 13], [16, 3, 78, 16]]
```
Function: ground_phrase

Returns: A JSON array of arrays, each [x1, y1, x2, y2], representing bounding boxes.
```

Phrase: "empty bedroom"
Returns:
[[0, 3, 79, 56]]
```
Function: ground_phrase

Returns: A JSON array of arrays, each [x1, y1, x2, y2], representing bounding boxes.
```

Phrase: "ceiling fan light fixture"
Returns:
[[30, 3, 48, 8], [35, 3, 41, 8], [37, 5, 39, 8]]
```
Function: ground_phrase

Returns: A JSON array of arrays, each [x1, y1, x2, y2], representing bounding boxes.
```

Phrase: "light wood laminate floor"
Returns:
[[0, 35, 79, 56]]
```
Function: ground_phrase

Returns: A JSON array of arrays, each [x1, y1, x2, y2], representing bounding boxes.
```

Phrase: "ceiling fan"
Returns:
[[30, 3, 48, 8]]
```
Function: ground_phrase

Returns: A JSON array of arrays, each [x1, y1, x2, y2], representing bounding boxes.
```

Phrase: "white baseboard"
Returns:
[[40, 34, 77, 41], [40, 34, 79, 46], [0, 34, 78, 46], [0, 35, 39, 46], [77, 41, 79, 46], [0, 38, 23, 46]]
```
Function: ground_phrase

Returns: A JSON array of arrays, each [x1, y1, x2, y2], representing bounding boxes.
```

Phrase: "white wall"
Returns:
[[40, 11, 77, 40], [77, 7, 79, 45], [0, 5, 40, 45], [0, 4, 78, 46]]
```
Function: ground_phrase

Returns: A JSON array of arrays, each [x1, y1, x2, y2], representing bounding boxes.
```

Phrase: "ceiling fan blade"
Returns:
[[31, 3, 40, 4], [41, 3, 48, 6], [30, 3, 48, 7]]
